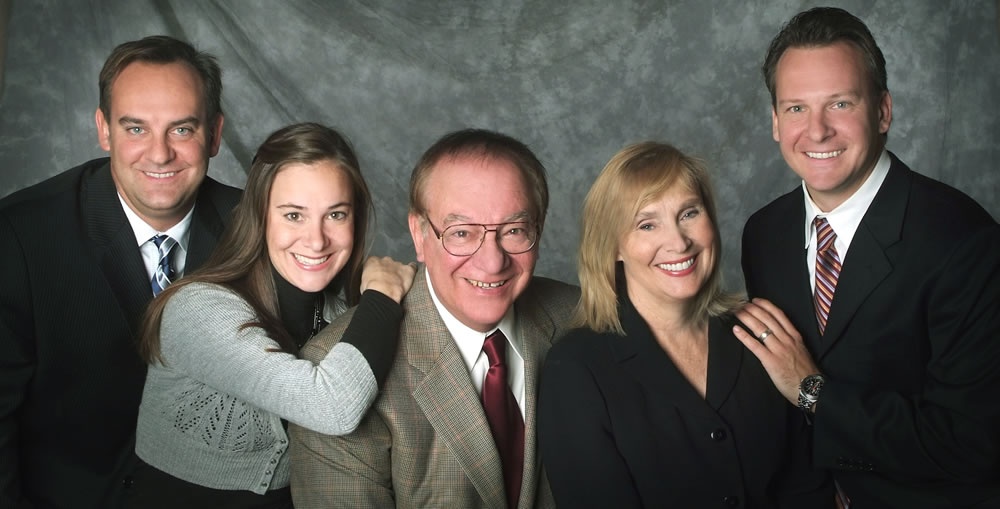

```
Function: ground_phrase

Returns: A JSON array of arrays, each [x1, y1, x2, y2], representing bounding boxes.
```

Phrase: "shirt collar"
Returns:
[[118, 193, 195, 253], [803, 148, 891, 249], [424, 269, 520, 372]]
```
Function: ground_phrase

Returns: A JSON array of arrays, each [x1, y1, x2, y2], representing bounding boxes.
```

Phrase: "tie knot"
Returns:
[[151, 234, 176, 253], [483, 330, 507, 367], [814, 217, 837, 252]]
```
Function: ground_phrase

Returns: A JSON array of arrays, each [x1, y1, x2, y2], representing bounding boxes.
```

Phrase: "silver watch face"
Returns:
[[802, 374, 825, 397]]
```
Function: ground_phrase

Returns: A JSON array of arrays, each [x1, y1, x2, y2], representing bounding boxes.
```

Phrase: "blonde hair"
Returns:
[[573, 142, 742, 334]]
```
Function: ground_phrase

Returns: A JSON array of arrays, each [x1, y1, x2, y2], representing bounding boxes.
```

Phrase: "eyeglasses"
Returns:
[[424, 216, 538, 256]]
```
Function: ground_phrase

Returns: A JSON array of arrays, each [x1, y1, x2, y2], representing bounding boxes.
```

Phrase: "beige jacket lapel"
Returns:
[[407, 268, 508, 508]]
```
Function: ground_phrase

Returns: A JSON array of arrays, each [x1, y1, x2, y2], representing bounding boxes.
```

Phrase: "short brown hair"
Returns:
[[762, 7, 887, 107], [99, 35, 223, 142], [574, 142, 741, 333], [408, 129, 549, 230]]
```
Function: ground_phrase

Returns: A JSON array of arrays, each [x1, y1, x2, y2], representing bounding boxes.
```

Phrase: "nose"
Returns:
[[304, 220, 330, 252], [471, 230, 508, 274], [806, 109, 834, 142], [146, 133, 176, 165], [664, 223, 693, 253]]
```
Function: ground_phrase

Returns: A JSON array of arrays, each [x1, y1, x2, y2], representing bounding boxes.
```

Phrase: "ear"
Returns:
[[208, 113, 225, 157], [408, 213, 426, 263], [95, 108, 111, 152], [771, 107, 780, 142], [877, 91, 892, 135]]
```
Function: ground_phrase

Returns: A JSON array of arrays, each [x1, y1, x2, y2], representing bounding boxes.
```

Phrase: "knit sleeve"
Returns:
[[158, 283, 377, 435]]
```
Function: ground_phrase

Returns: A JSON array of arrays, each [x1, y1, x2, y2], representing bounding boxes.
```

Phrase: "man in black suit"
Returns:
[[0, 36, 241, 508], [733, 7, 1000, 508]]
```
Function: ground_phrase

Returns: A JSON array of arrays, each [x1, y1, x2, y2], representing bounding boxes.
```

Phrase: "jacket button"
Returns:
[[710, 429, 727, 441], [723, 495, 740, 506], [122, 476, 134, 488]]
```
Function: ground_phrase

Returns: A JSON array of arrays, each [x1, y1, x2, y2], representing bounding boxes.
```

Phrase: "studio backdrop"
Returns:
[[1, 0, 997, 289]]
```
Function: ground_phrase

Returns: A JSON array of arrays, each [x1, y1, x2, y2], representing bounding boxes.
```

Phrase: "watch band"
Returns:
[[798, 374, 825, 414]]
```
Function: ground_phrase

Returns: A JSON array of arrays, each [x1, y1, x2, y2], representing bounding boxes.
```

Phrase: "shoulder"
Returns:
[[197, 175, 242, 215], [546, 326, 615, 366], [0, 158, 108, 216], [519, 276, 580, 316], [744, 185, 802, 232], [163, 282, 254, 322], [902, 165, 996, 235]]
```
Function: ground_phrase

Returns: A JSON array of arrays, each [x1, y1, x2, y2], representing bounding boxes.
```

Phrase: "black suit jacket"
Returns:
[[742, 153, 1000, 508], [0, 158, 241, 509], [538, 297, 832, 508]]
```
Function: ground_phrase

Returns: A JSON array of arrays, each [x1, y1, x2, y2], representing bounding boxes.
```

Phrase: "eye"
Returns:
[[173, 127, 192, 135], [787, 105, 804, 113], [832, 101, 849, 109], [638, 222, 654, 231], [126, 126, 144, 135], [328, 210, 348, 220], [283, 212, 301, 222], [502, 225, 526, 237], [681, 207, 701, 220]]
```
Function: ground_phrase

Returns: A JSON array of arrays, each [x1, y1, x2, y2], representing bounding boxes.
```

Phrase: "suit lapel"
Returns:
[[770, 191, 824, 352], [817, 157, 908, 358], [186, 180, 228, 270], [80, 163, 152, 336], [407, 270, 507, 508], [514, 293, 558, 509]]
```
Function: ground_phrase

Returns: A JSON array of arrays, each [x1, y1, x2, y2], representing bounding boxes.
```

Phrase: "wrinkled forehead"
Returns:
[[424, 154, 534, 216]]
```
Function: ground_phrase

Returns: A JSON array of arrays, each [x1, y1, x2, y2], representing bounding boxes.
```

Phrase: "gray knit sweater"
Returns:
[[135, 282, 377, 494]]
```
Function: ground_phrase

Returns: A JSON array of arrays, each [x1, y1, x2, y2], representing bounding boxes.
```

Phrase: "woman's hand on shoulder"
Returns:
[[360, 256, 417, 303]]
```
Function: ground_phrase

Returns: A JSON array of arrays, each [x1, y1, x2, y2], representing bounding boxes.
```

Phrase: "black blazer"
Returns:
[[742, 153, 1000, 508], [538, 297, 832, 509], [0, 158, 241, 508]]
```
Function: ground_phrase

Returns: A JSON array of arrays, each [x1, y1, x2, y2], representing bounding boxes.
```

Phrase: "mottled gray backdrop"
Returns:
[[1, 0, 997, 291]]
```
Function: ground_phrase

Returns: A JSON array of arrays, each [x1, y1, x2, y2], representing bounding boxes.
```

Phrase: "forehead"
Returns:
[[775, 42, 868, 95], [109, 61, 204, 114], [270, 160, 352, 202], [424, 155, 531, 221]]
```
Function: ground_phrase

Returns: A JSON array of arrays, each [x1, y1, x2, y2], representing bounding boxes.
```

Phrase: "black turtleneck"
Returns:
[[273, 265, 325, 349], [272, 265, 403, 387]]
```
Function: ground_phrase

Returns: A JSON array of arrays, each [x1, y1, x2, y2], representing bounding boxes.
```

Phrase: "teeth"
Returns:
[[805, 150, 844, 159], [657, 258, 695, 272], [144, 171, 177, 179], [467, 278, 507, 289], [293, 253, 329, 266]]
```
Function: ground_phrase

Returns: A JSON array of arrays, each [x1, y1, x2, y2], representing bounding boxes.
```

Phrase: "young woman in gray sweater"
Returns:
[[128, 123, 415, 508]]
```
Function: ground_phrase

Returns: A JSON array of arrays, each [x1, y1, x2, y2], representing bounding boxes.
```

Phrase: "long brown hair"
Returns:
[[138, 123, 372, 364]]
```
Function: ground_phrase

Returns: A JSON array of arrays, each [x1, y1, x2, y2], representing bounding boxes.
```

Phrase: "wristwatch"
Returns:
[[798, 374, 825, 414]]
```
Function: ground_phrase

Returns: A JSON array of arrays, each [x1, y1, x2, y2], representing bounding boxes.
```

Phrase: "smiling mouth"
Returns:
[[656, 257, 695, 272], [293, 253, 330, 266], [144, 171, 177, 179], [805, 150, 844, 159], [466, 278, 508, 289]]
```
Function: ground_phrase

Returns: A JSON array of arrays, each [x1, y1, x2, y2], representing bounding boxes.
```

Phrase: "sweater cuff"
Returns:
[[339, 289, 403, 388]]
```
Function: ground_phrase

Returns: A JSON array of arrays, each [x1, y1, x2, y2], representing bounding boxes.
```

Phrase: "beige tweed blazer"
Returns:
[[290, 266, 578, 508]]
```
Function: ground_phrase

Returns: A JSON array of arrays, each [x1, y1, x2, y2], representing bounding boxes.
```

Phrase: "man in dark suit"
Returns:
[[733, 7, 1000, 508], [0, 36, 241, 508], [289, 129, 578, 508]]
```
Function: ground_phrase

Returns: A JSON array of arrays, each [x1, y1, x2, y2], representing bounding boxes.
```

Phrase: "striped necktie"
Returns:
[[814, 217, 841, 335], [150, 234, 177, 296]]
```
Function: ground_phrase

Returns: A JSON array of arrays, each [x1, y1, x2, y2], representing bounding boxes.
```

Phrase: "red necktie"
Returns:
[[814, 217, 842, 335], [481, 330, 524, 508]]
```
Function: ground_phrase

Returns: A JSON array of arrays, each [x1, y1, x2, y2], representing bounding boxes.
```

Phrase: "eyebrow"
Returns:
[[442, 210, 531, 225], [275, 201, 353, 210], [776, 90, 864, 107], [118, 116, 202, 128], [633, 198, 703, 220]]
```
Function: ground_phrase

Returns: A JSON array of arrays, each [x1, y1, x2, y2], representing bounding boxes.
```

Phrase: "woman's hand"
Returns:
[[732, 298, 821, 406], [360, 256, 417, 303]]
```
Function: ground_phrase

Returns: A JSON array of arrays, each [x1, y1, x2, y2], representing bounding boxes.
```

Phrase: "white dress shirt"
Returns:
[[803, 149, 891, 292], [119, 194, 195, 288], [425, 270, 526, 418]]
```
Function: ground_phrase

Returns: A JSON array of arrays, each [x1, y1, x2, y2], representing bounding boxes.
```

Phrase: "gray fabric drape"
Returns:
[[1, 0, 997, 287]]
